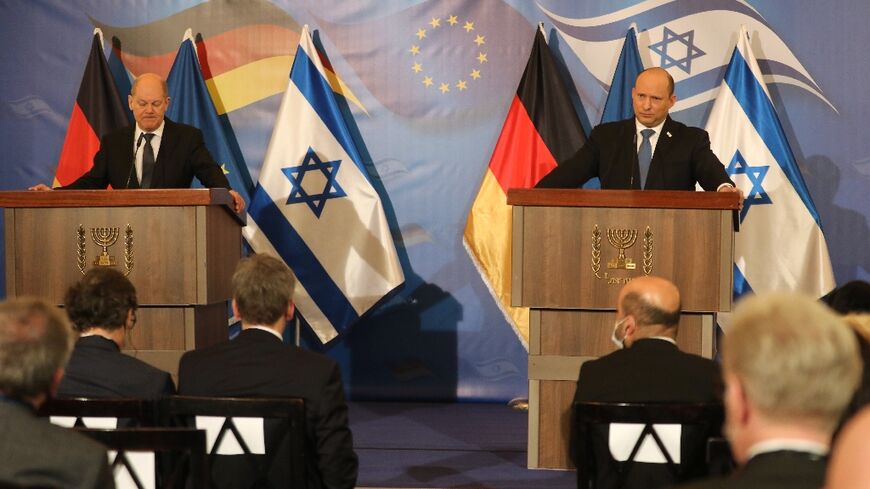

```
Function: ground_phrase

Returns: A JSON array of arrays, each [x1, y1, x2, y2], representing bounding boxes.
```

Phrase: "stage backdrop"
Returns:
[[2, 0, 868, 402]]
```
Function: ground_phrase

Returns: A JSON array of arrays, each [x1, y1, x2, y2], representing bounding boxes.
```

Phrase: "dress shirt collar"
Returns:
[[648, 335, 677, 346], [135, 120, 165, 143], [747, 438, 829, 460], [243, 325, 284, 341]]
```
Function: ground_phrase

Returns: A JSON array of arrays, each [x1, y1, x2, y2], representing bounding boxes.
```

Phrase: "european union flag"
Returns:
[[166, 30, 254, 203]]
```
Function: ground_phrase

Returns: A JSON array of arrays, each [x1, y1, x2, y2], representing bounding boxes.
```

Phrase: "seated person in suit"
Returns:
[[674, 292, 862, 489], [29, 72, 245, 213], [57, 267, 174, 399], [178, 254, 358, 489], [536, 67, 742, 202], [0, 297, 113, 488], [826, 406, 870, 488], [573, 275, 723, 489]]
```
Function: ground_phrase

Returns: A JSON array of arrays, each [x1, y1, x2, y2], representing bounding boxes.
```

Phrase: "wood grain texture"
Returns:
[[536, 380, 577, 469], [507, 188, 739, 210], [515, 206, 730, 311]]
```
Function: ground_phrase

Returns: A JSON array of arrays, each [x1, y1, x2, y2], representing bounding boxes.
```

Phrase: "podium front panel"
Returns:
[[513, 205, 732, 312], [5, 205, 239, 305]]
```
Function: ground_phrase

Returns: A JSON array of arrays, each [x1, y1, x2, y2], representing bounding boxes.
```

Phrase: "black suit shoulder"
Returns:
[[575, 339, 722, 403], [57, 336, 174, 399]]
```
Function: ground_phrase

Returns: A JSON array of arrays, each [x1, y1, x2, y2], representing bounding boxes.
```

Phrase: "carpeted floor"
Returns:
[[350, 402, 575, 489]]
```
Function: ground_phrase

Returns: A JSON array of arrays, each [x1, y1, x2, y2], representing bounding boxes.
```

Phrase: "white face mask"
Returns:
[[611, 316, 629, 349]]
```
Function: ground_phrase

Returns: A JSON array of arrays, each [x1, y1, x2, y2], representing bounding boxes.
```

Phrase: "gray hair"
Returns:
[[723, 291, 861, 431], [0, 297, 74, 399]]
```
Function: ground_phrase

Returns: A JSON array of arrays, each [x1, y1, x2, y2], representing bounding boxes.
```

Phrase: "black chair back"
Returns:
[[164, 396, 307, 489], [76, 427, 208, 489], [37, 397, 159, 427], [574, 401, 725, 489]]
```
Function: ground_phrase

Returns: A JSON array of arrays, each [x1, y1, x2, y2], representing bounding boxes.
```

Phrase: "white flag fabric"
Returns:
[[244, 25, 404, 343], [706, 26, 834, 308]]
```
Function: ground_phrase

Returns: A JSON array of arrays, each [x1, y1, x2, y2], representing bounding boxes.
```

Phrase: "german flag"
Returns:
[[54, 30, 129, 187], [463, 28, 586, 346]]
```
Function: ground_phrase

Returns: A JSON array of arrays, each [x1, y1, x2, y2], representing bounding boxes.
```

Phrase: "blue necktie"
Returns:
[[141, 133, 156, 189], [637, 128, 655, 189]]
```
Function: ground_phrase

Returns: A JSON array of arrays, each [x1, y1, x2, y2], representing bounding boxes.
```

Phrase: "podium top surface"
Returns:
[[507, 188, 740, 210], [0, 188, 245, 224]]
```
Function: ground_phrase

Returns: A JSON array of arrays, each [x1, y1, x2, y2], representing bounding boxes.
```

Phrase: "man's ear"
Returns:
[[725, 372, 751, 426], [286, 302, 295, 320], [623, 316, 637, 341], [231, 299, 240, 320], [49, 368, 65, 397]]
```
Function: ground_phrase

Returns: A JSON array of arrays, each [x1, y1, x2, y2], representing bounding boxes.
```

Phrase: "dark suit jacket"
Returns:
[[63, 118, 230, 190], [574, 338, 724, 489], [178, 328, 357, 489], [57, 335, 174, 399], [536, 117, 733, 190], [672, 450, 827, 489], [0, 400, 114, 488]]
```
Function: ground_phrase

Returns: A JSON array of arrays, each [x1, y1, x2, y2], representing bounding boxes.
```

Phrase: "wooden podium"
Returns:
[[507, 189, 739, 470], [0, 189, 243, 378]]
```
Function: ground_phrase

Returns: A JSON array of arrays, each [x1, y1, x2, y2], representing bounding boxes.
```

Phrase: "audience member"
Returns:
[[178, 254, 357, 489], [573, 276, 722, 489], [0, 297, 114, 488], [674, 291, 861, 489], [826, 405, 870, 489], [836, 314, 870, 433], [57, 267, 174, 398], [821, 279, 870, 314]]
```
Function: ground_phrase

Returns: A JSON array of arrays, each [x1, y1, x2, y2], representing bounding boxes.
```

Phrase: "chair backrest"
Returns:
[[37, 398, 159, 428], [76, 427, 208, 489], [164, 396, 307, 489], [574, 401, 724, 489]]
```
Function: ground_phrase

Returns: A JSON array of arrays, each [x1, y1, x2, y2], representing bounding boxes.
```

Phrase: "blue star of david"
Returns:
[[282, 147, 346, 218], [648, 26, 706, 74], [726, 150, 771, 223]]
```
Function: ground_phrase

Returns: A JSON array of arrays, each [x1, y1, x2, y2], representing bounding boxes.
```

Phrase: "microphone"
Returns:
[[630, 132, 636, 189], [125, 133, 145, 189]]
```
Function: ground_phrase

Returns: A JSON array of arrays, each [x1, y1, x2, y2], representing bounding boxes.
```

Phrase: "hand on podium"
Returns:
[[28, 184, 52, 191]]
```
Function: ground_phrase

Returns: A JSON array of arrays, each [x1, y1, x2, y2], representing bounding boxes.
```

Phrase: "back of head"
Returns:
[[724, 291, 861, 431], [64, 267, 138, 332], [233, 254, 295, 325], [0, 297, 73, 399], [620, 275, 681, 330]]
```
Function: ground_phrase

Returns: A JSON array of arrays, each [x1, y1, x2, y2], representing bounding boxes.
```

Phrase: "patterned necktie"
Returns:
[[637, 128, 655, 189], [141, 133, 156, 189]]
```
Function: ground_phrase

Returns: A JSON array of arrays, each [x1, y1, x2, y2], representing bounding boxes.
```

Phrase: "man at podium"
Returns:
[[29, 73, 245, 213], [536, 67, 741, 200]]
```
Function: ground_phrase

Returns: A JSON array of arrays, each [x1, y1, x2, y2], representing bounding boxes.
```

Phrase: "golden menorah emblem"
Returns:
[[76, 225, 134, 275], [606, 228, 638, 270], [91, 227, 119, 266]]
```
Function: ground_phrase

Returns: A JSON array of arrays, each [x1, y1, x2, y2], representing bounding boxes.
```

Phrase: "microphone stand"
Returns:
[[125, 133, 145, 189]]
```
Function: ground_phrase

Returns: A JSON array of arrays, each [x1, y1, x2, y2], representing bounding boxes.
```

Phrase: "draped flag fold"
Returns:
[[244, 25, 404, 343], [54, 30, 128, 187], [166, 29, 254, 203], [706, 26, 834, 318], [600, 27, 644, 124], [463, 27, 587, 346]]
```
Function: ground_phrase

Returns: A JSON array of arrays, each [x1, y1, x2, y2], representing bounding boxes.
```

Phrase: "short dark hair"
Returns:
[[622, 291, 681, 328], [64, 267, 138, 332], [232, 254, 295, 325], [822, 280, 870, 315]]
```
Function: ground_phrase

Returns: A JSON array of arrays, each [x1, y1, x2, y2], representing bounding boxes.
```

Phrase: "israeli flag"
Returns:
[[705, 26, 834, 307], [244, 25, 404, 343]]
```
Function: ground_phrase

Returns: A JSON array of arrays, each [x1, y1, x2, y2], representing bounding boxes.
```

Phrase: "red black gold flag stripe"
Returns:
[[463, 28, 586, 345], [54, 32, 128, 187]]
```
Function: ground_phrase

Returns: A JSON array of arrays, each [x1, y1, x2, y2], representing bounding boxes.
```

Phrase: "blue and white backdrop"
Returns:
[[2, 1, 868, 401]]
